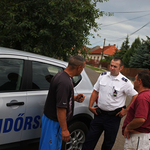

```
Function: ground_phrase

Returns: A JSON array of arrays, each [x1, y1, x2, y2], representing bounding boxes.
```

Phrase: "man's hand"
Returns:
[[123, 118, 145, 139], [75, 94, 85, 103], [116, 108, 128, 118], [57, 108, 70, 142], [61, 129, 70, 142], [124, 126, 130, 139], [89, 106, 98, 115]]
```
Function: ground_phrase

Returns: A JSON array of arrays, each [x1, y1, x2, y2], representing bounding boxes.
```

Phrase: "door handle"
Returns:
[[6, 102, 24, 107]]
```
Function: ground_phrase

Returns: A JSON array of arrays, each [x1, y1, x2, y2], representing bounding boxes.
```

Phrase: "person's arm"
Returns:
[[116, 94, 138, 117], [89, 90, 99, 115], [57, 107, 70, 142], [124, 117, 146, 139], [126, 94, 138, 111]]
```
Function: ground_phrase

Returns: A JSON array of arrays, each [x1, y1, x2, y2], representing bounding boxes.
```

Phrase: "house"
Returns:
[[87, 44, 119, 61], [86, 44, 119, 67]]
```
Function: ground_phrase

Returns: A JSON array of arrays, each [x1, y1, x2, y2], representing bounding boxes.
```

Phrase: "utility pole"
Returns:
[[99, 38, 106, 68]]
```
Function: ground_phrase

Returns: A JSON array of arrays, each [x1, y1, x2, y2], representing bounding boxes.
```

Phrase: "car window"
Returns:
[[32, 61, 63, 90], [72, 75, 82, 87], [0, 58, 24, 92]]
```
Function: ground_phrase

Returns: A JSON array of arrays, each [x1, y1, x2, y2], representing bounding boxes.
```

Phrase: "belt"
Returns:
[[96, 106, 126, 116]]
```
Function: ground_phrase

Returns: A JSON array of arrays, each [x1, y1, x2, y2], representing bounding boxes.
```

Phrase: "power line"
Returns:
[[90, 40, 103, 45], [106, 21, 150, 42], [101, 13, 150, 27], [110, 10, 150, 13], [90, 17, 150, 46], [130, 21, 150, 35]]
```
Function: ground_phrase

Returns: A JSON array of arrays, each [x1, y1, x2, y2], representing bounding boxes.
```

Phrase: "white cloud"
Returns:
[[87, 0, 150, 49]]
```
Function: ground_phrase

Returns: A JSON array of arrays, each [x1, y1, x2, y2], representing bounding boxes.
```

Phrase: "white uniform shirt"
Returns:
[[94, 72, 138, 111]]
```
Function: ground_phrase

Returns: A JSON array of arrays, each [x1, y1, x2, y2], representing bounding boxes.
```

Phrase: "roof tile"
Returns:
[[90, 45, 119, 55]]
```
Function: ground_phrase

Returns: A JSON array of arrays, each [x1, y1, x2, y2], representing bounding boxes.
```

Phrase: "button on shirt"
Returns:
[[94, 72, 138, 111]]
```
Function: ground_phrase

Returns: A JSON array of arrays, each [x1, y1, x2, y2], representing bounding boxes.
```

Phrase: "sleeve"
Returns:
[[93, 75, 101, 92], [56, 80, 71, 109], [134, 98, 149, 120], [123, 80, 138, 97]]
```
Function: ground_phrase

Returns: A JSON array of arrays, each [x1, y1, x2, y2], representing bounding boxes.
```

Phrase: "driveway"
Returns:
[[84, 66, 100, 85]]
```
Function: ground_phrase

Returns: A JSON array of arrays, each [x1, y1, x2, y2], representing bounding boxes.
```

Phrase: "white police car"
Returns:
[[0, 47, 93, 150]]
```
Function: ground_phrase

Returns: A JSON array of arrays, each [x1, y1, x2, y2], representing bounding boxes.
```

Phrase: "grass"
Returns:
[[86, 65, 105, 72]]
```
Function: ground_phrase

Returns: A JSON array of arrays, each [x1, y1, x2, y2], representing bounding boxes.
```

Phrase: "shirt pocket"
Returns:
[[99, 81, 108, 93], [112, 86, 122, 98]]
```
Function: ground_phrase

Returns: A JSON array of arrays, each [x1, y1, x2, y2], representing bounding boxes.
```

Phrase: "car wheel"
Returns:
[[61, 121, 88, 150]]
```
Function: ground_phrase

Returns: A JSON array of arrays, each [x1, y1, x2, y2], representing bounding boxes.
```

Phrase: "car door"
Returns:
[[0, 56, 27, 145], [21, 58, 65, 140]]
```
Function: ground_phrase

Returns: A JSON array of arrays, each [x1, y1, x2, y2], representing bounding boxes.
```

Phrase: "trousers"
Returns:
[[39, 114, 62, 150], [124, 133, 150, 150], [82, 113, 121, 150]]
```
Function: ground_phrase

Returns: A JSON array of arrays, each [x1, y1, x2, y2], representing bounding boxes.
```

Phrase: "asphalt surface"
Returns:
[[84, 66, 100, 85], [84, 66, 131, 150]]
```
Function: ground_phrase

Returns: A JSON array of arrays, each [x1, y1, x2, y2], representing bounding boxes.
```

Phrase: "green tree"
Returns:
[[123, 37, 141, 68], [102, 55, 113, 64], [113, 35, 130, 60], [129, 36, 150, 69], [0, 0, 109, 61]]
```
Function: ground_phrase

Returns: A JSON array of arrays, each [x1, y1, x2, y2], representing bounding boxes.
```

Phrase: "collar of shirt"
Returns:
[[107, 72, 122, 81]]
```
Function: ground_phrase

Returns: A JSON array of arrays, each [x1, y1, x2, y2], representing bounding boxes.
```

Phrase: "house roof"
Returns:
[[90, 44, 119, 56]]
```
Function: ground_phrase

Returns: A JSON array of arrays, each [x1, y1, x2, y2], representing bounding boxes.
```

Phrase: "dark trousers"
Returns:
[[82, 114, 121, 150]]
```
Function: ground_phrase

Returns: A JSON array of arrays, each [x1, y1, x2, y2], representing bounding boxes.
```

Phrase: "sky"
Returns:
[[87, 0, 150, 49]]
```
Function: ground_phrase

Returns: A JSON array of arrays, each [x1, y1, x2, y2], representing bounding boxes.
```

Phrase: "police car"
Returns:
[[0, 47, 93, 150]]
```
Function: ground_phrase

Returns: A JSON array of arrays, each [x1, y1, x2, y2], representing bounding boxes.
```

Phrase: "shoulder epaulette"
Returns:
[[101, 72, 107, 76], [122, 77, 128, 82]]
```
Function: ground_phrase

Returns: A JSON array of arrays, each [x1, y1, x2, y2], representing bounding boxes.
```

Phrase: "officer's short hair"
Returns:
[[112, 57, 123, 67], [69, 55, 85, 68], [137, 70, 150, 88]]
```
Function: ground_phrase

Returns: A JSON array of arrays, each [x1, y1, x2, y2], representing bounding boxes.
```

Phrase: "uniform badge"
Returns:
[[113, 89, 117, 97], [122, 77, 128, 82], [101, 72, 107, 75], [113, 86, 117, 97]]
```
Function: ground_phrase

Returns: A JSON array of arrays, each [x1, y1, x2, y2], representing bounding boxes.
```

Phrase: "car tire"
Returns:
[[61, 121, 88, 150]]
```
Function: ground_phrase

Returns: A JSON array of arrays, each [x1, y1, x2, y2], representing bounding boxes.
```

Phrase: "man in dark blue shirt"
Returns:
[[39, 55, 86, 150]]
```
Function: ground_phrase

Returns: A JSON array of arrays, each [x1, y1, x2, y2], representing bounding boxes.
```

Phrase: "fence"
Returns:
[[86, 59, 149, 80], [121, 68, 149, 80], [86, 59, 109, 68], [86, 59, 99, 67]]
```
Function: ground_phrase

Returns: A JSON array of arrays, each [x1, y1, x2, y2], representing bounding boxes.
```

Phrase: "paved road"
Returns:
[[84, 66, 100, 85], [84, 66, 131, 150]]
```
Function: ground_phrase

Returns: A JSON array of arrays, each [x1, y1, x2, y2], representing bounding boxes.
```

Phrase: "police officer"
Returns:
[[82, 57, 138, 150]]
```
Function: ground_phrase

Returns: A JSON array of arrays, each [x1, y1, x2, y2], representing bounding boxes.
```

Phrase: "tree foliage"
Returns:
[[123, 37, 141, 67], [129, 36, 150, 69], [0, 0, 109, 60], [113, 35, 130, 60], [102, 55, 113, 64]]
